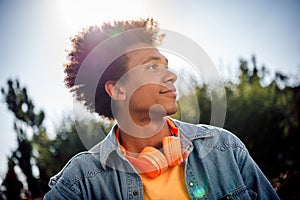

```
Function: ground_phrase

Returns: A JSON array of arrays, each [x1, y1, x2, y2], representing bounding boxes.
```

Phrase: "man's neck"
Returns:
[[118, 117, 171, 155]]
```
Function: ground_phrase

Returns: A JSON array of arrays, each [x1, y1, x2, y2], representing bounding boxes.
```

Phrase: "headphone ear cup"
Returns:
[[138, 147, 168, 178], [163, 136, 183, 167]]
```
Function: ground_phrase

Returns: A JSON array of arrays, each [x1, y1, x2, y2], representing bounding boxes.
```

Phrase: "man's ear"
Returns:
[[104, 80, 126, 101]]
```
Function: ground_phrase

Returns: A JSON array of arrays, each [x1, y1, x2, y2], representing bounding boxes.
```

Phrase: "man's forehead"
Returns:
[[126, 48, 167, 66]]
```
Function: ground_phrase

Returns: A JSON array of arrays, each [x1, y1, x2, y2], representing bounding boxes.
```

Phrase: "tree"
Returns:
[[1, 79, 47, 197], [224, 56, 298, 178], [1, 78, 114, 197], [1, 159, 23, 200], [173, 55, 300, 199]]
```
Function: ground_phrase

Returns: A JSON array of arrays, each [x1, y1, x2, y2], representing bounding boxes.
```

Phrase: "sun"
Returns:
[[57, 0, 144, 34]]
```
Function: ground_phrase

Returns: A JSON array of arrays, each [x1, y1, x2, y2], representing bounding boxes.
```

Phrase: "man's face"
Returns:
[[121, 47, 178, 120]]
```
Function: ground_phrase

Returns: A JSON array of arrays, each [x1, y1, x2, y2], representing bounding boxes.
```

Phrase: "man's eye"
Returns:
[[147, 64, 158, 70]]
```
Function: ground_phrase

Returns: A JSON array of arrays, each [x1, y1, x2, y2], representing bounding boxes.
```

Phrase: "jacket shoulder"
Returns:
[[49, 151, 104, 188], [201, 124, 246, 150], [173, 119, 246, 150]]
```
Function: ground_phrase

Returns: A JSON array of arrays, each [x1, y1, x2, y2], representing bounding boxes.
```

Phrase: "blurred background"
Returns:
[[0, 0, 299, 199]]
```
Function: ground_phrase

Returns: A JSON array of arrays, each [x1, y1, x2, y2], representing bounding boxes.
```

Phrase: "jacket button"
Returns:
[[133, 190, 139, 196], [189, 182, 194, 187]]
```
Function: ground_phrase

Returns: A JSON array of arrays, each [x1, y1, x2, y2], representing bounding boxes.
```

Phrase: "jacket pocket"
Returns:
[[219, 186, 257, 200]]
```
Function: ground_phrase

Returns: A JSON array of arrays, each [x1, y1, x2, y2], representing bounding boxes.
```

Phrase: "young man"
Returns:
[[45, 19, 279, 199]]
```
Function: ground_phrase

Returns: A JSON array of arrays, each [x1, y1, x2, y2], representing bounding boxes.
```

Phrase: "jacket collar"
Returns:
[[89, 117, 217, 169], [171, 118, 218, 140]]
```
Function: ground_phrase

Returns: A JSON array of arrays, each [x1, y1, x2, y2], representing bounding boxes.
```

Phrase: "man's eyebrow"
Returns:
[[142, 56, 168, 65]]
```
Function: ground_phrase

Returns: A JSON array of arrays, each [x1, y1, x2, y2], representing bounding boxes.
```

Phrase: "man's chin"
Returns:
[[166, 107, 178, 116], [148, 104, 178, 118], [149, 109, 177, 120]]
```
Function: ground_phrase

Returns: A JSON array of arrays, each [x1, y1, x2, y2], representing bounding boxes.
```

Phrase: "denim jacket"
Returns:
[[44, 119, 280, 199]]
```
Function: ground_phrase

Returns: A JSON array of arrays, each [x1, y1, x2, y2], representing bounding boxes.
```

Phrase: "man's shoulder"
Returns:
[[201, 124, 246, 149], [48, 128, 119, 188], [172, 118, 246, 148], [49, 151, 104, 188]]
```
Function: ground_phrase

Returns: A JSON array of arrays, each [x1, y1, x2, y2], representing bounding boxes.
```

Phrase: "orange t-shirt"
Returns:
[[116, 118, 190, 199], [140, 162, 190, 200]]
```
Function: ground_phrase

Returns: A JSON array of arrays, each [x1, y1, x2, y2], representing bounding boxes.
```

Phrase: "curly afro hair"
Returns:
[[64, 18, 164, 119]]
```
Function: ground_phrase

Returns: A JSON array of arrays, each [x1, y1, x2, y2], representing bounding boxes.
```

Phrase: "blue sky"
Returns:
[[0, 0, 299, 177]]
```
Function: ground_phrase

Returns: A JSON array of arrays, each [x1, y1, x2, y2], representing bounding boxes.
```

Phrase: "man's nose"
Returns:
[[162, 68, 177, 84]]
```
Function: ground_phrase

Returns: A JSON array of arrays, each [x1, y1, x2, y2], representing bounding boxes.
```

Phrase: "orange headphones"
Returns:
[[116, 119, 183, 178]]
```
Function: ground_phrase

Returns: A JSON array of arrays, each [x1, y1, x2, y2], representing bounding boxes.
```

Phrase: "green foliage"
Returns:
[[1, 79, 45, 197], [224, 57, 299, 198], [224, 57, 298, 178], [1, 79, 114, 197], [174, 56, 299, 199]]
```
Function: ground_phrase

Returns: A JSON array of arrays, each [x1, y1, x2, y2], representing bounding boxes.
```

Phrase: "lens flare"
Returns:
[[193, 187, 206, 198]]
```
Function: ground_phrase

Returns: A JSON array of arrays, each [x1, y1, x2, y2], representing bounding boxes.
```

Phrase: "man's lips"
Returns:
[[159, 89, 177, 97]]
